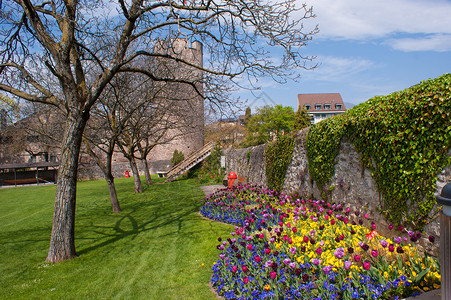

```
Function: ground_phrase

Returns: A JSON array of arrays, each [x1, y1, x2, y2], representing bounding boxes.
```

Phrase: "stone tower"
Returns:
[[148, 39, 205, 171]]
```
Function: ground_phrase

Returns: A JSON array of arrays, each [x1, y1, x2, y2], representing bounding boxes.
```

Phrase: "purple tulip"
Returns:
[[322, 265, 333, 274], [312, 258, 322, 266]]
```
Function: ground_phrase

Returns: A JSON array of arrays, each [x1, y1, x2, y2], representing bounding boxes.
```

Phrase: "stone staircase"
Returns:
[[166, 141, 215, 182]]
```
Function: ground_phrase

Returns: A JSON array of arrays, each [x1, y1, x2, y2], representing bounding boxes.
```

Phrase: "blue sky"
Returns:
[[237, 0, 451, 111]]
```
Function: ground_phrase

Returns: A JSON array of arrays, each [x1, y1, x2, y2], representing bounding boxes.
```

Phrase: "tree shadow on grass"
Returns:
[[75, 204, 220, 256]]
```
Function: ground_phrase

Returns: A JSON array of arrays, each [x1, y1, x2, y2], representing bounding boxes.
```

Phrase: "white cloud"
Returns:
[[303, 0, 451, 40], [387, 34, 451, 52], [303, 56, 375, 81]]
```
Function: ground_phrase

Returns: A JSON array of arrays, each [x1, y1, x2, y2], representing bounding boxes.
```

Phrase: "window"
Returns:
[[324, 104, 331, 110], [305, 105, 310, 110], [335, 104, 342, 110], [315, 104, 322, 110]]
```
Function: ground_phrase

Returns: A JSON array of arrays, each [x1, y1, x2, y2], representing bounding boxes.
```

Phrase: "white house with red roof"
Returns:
[[297, 93, 347, 124]]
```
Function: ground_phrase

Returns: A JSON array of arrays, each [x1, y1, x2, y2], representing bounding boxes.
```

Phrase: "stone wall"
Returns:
[[222, 144, 267, 186], [222, 128, 451, 252]]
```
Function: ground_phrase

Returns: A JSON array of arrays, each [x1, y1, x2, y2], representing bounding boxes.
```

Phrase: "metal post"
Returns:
[[437, 182, 451, 300]]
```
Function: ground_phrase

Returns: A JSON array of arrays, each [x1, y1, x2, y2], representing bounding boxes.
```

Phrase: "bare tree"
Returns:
[[0, 0, 317, 262]]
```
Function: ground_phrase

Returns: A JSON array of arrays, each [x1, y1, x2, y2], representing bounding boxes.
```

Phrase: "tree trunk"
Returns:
[[105, 152, 122, 213], [106, 173, 122, 213], [46, 113, 87, 263], [142, 158, 152, 185], [129, 157, 143, 193], [82, 139, 122, 213]]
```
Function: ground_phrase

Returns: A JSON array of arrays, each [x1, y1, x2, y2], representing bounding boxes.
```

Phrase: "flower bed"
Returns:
[[200, 185, 440, 299]]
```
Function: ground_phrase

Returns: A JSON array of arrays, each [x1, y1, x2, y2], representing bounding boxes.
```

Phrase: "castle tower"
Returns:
[[148, 39, 205, 170]]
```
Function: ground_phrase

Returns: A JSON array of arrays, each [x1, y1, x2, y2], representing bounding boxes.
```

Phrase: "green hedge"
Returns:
[[306, 73, 451, 230]]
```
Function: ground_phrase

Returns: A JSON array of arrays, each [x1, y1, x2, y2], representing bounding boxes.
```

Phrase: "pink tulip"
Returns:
[[363, 261, 371, 270], [371, 249, 378, 258], [270, 271, 277, 279]]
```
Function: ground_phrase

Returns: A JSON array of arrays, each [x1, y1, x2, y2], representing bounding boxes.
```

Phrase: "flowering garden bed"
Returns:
[[200, 184, 440, 300]]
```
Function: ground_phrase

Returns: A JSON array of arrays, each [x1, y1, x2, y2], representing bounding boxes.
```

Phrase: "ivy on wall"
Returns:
[[265, 134, 295, 192], [305, 114, 347, 190], [305, 74, 451, 230]]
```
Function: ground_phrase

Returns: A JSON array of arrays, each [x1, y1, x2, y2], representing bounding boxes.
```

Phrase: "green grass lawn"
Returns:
[[0, 177, 232, 299]]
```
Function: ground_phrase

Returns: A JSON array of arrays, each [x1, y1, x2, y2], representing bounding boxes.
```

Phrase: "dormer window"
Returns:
[[304, 105, 310, 110], [315, 104, 322, 110], [335, 104, 342, 110], [324, 104, 331, 110]]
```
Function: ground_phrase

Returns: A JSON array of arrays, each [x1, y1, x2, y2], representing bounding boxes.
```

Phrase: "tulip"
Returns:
[[388, 244, 395, 252], [354, 255, 361, 262], [243, 277, 249, 284], [232, 265, 238, 273], [371, 249, 378, 258], [363, 261, 371, 270], [270, 271, 277, 279], [255, 255, 261, 263], [242, 265, 248, 272], [322, 265, 333, 274], [315, 247, 323, 255], [334, 248, 344, 259], [344, 261, 352, 270], [312, 258, 322, 266]]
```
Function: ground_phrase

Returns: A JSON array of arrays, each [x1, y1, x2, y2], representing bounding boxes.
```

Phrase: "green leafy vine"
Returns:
[[305, 74, 451, 230], [265, 134, 296, 192]]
